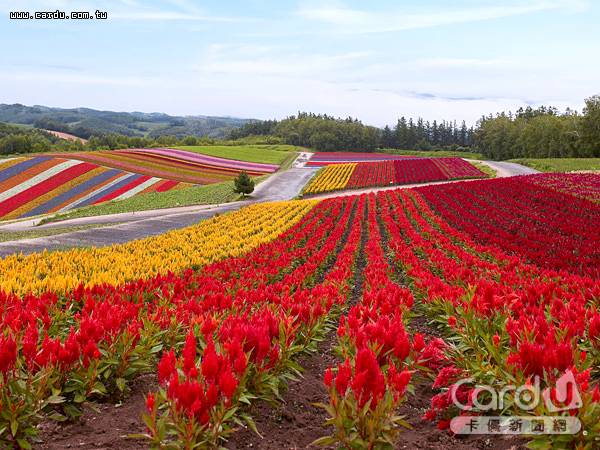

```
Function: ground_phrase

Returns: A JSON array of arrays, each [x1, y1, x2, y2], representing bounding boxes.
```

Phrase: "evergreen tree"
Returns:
[[381, 125, 394, 148], [233, 171, 255, 197]]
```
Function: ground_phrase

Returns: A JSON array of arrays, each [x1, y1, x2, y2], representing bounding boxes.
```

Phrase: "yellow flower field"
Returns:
[[303, 163, 356, 195], [0, 199, 318, 296]]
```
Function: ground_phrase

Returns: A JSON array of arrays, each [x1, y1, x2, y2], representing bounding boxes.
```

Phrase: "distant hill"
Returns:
[[0, 104, 253, 139]]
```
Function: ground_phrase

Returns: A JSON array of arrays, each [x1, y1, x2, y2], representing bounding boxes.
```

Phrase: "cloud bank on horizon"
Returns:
[[1, 0, 598, 126]]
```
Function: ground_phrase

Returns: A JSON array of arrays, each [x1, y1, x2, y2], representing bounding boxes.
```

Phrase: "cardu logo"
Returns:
[[543, 370, 582, 412], [449, 370, 582, 435]]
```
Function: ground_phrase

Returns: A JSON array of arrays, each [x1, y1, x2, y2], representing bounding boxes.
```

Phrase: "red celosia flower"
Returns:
[[157, 350, 177, 385], [0, 335, 17, 375], [335, 359, 352, 394], [351, 347, 386, 409], [82, 340, 101, 368], [182, 330, 197, 375], [219, 364, 239, 401], [324, 367, 333, 388], [433, 366, 463, 389], [146, 393, 155, 413], [492, 334, 501, 346], [233, 352, 247, 376], [205, 382, 219, 409], [201, 339, 220, 380], [412, 333, 425, 352]]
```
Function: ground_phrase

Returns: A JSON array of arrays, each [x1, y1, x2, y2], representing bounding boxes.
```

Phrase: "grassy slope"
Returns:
[[174, 144, 300, 165], [380, 149, 485, 159], [40, 176, 268, 225], [470, 161, 497, 178], [509, 158, 600, 172]]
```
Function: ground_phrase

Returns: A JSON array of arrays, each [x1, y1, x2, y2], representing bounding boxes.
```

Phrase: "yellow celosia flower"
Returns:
[[303, 164, 356, 195], [0, 199, 319, 296]]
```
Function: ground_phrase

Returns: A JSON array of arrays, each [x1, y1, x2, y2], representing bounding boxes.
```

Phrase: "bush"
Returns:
[[233, 172, 254, 196]]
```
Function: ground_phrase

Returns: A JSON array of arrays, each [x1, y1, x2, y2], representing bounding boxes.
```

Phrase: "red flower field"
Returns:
[[0, 173, 599, 449]]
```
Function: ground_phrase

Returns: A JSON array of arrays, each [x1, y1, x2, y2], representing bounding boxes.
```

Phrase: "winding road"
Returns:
[[0, 158, 537, 256], [467, 159, 539, 177]]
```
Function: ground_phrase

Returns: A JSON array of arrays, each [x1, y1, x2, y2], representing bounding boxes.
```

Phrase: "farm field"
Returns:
[[0, 147, 285, 222], [0, 155, 190, 221], [381, 148, 485, 159], [53, 148, 279, 184], [42, 129, 88, 144], [0, 172, 598, 449], [174, 144, 299, 165], [305, 151, 417, 167], [509, 157, 600, 172], [303, 157, 487, 195]]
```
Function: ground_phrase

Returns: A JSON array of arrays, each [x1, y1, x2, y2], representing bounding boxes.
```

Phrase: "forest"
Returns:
[[231, 96, 600, 158], [475, 95, 600, 159], [1, 96, 599, 159]]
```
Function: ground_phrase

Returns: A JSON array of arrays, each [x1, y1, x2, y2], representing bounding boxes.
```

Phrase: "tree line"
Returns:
[[2, 95, 599, 159], [475, 96, 600, 159], [230, 113, 381, 152], [231, 96, 600, 158], [230, 112, 474, 152], [0, 123, 224, 155]]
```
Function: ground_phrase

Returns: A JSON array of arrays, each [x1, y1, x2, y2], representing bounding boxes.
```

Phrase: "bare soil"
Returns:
[[226, 330, 527, 450], [37, 374, 156, 449]]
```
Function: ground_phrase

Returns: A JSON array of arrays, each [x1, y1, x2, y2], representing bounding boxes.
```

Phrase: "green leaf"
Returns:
[[241, 414, 261, 437], [223, 407, 238, 422], [311, 435, 337, 446], [47, 394, 66, 404], [127, 433, 151, 439], [48, 412, 68, 422], [16, 438, 32, 449], [116, 378, 127, 392], [10, 420, 18, 437]]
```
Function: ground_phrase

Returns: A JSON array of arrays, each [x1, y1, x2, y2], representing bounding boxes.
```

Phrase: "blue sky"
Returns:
[[1, 0, 599, 125]]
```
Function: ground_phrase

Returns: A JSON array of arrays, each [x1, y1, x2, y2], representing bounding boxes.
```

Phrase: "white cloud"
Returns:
[[198, 44, 372, 78], [296, 0, 590, 33], [413, 58, 513, 69], [0, 70, 159, 87]]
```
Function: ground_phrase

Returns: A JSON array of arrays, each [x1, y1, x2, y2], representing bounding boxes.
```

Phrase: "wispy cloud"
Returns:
[[296, 0, 590, 33], [413, 58, 513, 69], [0, 70, 160, 87], [198, 44, 372, 78]]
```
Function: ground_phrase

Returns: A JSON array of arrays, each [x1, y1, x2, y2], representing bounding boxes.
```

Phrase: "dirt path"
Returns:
[[37, 374, 155, 449], [466, 160, 539, 177]]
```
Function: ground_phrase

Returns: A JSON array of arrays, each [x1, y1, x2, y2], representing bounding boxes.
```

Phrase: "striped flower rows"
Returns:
[[1, 175, 598, 449], [0, 200, 315, 296], [51, 148, 279, 185], [524, 172, 600, 203], [0, 156, 189, 221], [305, 151, 415, 167], [303, 157, 487, 195]]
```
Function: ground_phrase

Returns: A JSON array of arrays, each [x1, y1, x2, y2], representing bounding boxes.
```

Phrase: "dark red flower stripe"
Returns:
[[417, 176, 600, 277], [342, 157, 487, 190]]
